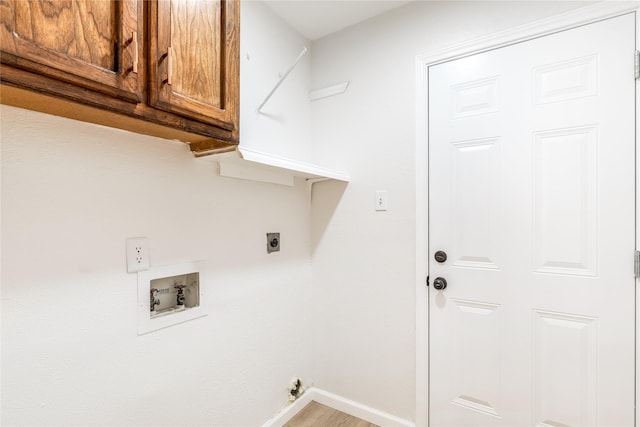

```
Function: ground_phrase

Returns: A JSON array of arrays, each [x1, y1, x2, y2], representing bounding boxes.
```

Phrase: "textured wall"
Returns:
[[1, 3, 317, 422], [1, 104, 314, 426]]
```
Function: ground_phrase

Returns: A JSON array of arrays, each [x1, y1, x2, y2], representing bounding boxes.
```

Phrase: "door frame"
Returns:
[[414, 2, 639, 426]]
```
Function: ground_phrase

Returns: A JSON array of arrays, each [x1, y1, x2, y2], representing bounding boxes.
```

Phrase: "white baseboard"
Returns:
[[261, 390, 315, 427], [261, 387, 415, 427]]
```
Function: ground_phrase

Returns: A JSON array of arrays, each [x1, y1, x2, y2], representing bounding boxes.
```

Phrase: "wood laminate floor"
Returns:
[[283, 402, 379, 427]]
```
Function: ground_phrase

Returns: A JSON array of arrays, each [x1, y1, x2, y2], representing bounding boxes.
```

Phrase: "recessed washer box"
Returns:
[[137, 261, 207, 335]]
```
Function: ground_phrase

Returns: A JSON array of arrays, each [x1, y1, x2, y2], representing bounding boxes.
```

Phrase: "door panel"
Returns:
[[169, 0, 222, 108], [148, 0, 239, 132], [428, 13, 635, 426], [0, 0, 143, 102], [449, 299, 502, 418], [533, 126, 597, 276], [450, 136, 501, 270], [533, 310, 597, 426]]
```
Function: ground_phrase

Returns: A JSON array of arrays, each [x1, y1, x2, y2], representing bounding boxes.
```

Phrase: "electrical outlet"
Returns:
[[126, 237, 149, 273], [267, 232, 280, 253]]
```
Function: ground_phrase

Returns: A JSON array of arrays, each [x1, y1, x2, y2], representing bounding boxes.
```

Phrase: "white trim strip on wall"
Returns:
[[414, 2, 639, 426], [261, 389, 315, 427]]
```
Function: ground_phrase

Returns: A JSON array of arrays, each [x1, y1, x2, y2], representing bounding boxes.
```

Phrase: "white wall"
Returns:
[[309, 1, 592, 421], [240, 1, 313, 163], [0, 3, 315, 425], [0, 105, 314, 426], [1, 1, 607, 425]]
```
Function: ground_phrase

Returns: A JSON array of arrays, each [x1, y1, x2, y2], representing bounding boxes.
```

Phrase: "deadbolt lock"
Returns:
[[434, 250, 447, 263]]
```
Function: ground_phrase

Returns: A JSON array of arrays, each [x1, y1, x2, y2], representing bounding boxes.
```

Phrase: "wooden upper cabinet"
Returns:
[[0, 0, 239, 154], [0, 0, 143, 102], [149, 0, 239, 134]]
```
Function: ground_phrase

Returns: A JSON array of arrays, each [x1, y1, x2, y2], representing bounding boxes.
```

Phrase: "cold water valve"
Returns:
[[175, 283, 186, 309]]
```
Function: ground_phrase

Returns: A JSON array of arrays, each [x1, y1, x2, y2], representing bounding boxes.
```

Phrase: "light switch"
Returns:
[[375, 190, 388, 211]]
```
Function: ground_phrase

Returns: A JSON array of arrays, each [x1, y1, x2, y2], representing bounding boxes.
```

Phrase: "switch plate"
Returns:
[[126, 237, 149, 273], [375, 190, 388, 211]]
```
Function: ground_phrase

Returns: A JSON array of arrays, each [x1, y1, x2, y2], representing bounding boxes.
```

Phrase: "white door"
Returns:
[[428, 13, 635, 426]]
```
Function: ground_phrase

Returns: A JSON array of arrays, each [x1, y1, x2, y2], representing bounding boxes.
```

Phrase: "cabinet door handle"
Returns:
[[124, 32, 138, 75], [132, 31, 138, 74], [167, 46, 173, 85]]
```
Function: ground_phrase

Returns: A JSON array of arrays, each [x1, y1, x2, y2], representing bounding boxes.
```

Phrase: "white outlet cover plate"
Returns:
[[126, 237, 150, 273]]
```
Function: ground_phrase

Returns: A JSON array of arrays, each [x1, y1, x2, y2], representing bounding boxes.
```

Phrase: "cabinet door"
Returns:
[[149, 0, 239, 133], [0, 0, 143, 102]]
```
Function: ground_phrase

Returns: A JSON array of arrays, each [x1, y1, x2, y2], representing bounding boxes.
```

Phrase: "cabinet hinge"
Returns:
[[635, 250, 640, 278], [635, 50, 640, 80]]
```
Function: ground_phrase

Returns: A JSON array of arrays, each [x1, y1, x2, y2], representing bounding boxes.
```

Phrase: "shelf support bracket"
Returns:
[[257, 46, 308, 113]]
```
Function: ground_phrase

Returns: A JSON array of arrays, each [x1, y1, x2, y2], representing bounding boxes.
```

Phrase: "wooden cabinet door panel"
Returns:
[[149, 0, 239, 132], [0, 0, 143, 102]]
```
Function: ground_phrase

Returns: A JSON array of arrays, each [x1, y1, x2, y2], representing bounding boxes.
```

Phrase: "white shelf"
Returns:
[[208, 146, 349, 186], [309, 81, 349, 102]]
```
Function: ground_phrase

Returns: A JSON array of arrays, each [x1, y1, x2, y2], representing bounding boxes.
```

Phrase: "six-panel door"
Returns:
[[428, 13, 635, 426]]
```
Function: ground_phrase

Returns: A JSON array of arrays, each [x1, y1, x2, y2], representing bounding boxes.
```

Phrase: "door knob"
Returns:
[[434, 250, 447, 263], [433, 277, 447, 290]]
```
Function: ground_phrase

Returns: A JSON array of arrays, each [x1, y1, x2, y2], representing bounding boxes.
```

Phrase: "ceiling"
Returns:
[[262, 0, 413, 40]]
